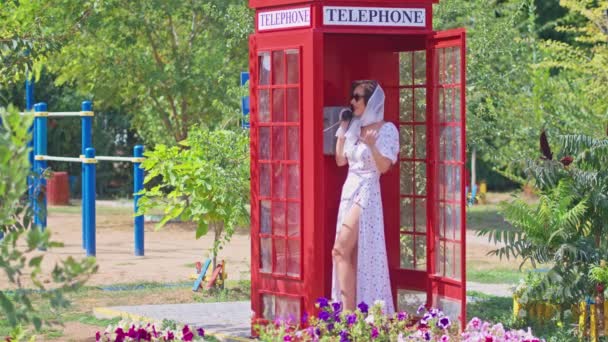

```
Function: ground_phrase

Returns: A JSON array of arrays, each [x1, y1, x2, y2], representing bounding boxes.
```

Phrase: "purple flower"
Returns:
[[346, 313, 357, 325], [197, 327, 205, 337], [152, 325, 159, 338], [417, 305, 426, 314], [316, 297, 329, 308], [166, 331, 175, 340], [95, 331, 101, 342], [283, 335, 292, 341], [327, 323, 335, 331], [319, 310, 331, 321], [424, 331, 431, 341], [339, 330, 350, 342], [358, 302, 369, 314], [371, 327, 379, 339], [397, 312, 407, 321], [332, 302, 342, 313], [138, 328, 151, 341], [182, 325, 194, 341], [441, 335, 450, 342], [114, 327, 126, 342], [430, 308, 440, 317], [437, 316, 451, 330], [301, 311, 308, 324]]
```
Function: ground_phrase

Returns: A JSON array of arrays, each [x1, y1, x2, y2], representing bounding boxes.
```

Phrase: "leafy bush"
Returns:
[[480, 133, 608, 319], [138, 126, 249, 267], [0, 106, 97, 338]]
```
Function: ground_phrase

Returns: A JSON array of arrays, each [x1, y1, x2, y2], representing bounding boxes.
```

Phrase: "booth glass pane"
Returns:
[[397, 289, 427, 314], [286, 88, 300, 122], [414, 50, 426, 86], [399, 52, 412, 85], [445, 48, 455, 84], [272, 126, 285, 160], [259, 127, 270, 160], [275, 238, 287, 274], [433, 296, 461, 324], [453, 47, 461, 83], [438, 202, 446, 238], [453, 127, 462, 161], [287, 126, 299, 161], [276, 296, 301, 324], [400, 234, 414, 269], [272, 164, 285, 198], [400, 162, 414, 195], [399, 88, 413, 122], [414, 125, 426, 159], [444, 204, 456, 241], [415, 236, 427, 271], [272, 88, 285, 122], [287, 203, 300, 237], [415, 198, 426, 233], [414, 88, 426, 122], [259, 89, 270, 122], [272, 50, 285, 85], [261, 238, 272, 273], [454, 243, 462, 279], [415, 162, 427, 196], [258, 52, 270, 86], [451, 88, 460, 122], [453, 205, 462, 241], [272, 201, 286, 236], [445, 242, 455, 278], [262, 294, 275, 320], [260, 163, 271, 197], [436, 240, 446, 276], [400, 197, 413, 232], [286, 50, 300, 85], [287, 239, 301, 277], [438, 87, 446, 122], [399, 125, 414, 159], [260, 200, 271, 234], [287, 165, 300, 199], [438, 50, 449, 84]]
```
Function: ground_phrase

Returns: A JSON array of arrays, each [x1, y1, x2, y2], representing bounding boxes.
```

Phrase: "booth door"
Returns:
[[250, 32, 307, 325], [429, 29, 467, 325]]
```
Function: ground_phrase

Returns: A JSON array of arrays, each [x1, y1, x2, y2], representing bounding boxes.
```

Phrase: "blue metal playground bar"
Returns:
[[31, 101, 145, 257]]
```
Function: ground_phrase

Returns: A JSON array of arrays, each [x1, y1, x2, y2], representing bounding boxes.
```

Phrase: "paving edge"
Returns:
[[93, 307, 253, 342]]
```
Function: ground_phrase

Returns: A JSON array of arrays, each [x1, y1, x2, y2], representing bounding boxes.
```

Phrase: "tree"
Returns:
[[137, 126, 250, 268], [46, 0, 253, 146]]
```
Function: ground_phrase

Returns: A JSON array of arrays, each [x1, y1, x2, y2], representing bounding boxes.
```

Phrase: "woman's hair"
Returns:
[[351, 80, 378, 105]]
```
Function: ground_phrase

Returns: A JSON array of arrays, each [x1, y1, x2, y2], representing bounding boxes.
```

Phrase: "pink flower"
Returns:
[[95, 331, 101, 342]]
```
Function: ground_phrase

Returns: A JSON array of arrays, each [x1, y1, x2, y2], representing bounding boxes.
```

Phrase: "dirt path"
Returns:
[[1, 209, 251, 289]]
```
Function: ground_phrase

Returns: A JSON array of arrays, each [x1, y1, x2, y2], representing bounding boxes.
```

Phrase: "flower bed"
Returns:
[[95, 320, 206, 341], [255, 298, 544, 342]]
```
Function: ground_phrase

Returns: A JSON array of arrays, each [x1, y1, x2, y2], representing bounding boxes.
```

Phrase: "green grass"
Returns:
[[467, 268, 523, 284], [467, 204, 514, 232]]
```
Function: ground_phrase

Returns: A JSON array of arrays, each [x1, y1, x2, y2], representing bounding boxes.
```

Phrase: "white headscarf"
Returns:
[[338, 84, 385, 154]]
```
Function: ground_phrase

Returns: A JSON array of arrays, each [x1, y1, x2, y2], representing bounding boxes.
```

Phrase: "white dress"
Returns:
[[331, 122, 399, 314]]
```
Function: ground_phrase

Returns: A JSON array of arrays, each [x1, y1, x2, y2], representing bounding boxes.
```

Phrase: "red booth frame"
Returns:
[[249, 0, 467, 332]]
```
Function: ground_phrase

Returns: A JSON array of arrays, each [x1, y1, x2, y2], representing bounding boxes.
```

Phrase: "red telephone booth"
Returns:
[[249, 0, 467, 330]]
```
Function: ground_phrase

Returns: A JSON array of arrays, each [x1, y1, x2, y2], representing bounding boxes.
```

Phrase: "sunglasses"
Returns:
[[351, 93, 365, 102]]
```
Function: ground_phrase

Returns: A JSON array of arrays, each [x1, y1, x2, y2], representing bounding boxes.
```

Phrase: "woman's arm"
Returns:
[[360, 125, 394, 174], [335, 121, 349, 167], [369, 145, 392, 174]]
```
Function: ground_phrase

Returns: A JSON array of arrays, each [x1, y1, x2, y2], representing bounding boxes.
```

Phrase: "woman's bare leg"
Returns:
[[332, 204, 361, 311]]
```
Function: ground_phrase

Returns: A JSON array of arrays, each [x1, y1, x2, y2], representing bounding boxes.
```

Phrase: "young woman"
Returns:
[[332, 80, 399, 313]]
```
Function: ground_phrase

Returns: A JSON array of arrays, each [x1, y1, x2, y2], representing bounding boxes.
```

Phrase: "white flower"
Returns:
[[373, 300, 385, 308], [365, 314, 375, 324]]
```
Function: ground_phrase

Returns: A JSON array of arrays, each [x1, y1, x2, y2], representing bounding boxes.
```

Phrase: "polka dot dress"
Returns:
[[332, 122, 399, 314]]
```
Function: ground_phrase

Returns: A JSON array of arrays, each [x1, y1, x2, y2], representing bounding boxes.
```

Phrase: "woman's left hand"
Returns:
[[360, 129, 379, 147]]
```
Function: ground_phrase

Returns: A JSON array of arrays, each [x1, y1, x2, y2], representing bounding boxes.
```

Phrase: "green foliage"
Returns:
[[46, 0, 253, 145], [0, 106, 97, 337], [138, 127, 250, 264], [480, 133, 608, 311]]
